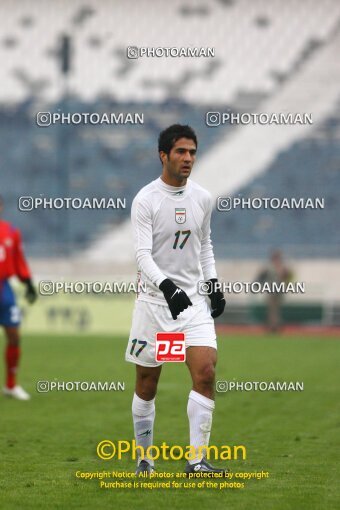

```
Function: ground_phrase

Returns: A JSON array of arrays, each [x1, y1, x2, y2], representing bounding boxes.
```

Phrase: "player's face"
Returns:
[[161, 138, 197, 185]]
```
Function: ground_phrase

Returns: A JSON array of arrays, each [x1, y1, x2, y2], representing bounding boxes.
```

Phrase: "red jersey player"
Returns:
[[0, 196, 37, 400]]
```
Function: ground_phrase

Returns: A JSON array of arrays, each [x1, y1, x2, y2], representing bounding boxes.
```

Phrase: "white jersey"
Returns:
[[131, 177, 217, 305]]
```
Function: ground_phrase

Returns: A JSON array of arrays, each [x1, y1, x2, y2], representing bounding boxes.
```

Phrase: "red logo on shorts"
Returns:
[[155, 332, 185, 362]]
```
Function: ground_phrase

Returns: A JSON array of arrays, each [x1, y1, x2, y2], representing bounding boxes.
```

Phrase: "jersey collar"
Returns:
[[156, 177, 189, 196]]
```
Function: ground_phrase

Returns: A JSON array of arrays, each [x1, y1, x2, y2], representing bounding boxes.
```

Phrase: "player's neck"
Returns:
[[160, 175, 187, 188]]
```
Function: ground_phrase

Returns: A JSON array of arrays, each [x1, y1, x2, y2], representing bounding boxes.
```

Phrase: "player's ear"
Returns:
[[159, 151, 168, 165]]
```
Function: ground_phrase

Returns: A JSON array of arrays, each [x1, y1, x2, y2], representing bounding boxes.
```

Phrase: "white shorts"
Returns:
[[125, 299, 217, 367]]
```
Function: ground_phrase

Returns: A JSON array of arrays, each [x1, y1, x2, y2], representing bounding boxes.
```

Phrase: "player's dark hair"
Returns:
[[158, 124, 197, 155]]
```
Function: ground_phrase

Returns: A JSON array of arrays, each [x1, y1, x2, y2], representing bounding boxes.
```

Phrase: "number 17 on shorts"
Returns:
[[155, 332, 186, 362]]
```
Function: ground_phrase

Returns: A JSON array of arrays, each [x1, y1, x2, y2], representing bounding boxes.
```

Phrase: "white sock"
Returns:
[[132, 393, 155, 466], [187, 390, 215, 464]]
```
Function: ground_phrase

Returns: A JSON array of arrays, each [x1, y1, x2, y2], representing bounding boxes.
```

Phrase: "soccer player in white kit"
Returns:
[[125, 125, 226, 475]]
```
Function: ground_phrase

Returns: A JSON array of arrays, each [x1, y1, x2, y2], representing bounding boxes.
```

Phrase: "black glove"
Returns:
[[207, 278, 226, 318], [159, 278, 192, 320], [23, 278, 38, 304]]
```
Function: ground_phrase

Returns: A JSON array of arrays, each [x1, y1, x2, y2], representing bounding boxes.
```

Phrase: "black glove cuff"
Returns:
[[159, 278, 176, 295], [23, 278, 33, 288], [208, 278, 223, 296]]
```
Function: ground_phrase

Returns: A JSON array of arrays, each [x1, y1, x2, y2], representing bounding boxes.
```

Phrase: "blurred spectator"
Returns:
[[257, 250, 293, 333]]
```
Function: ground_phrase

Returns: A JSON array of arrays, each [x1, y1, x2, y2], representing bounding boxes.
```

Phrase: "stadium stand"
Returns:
[[212, 107, 340, 259], [1, 0, 340, 104], [0, 0, 340, 264]]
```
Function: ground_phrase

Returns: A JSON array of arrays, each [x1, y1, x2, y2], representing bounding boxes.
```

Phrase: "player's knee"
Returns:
[[5, 328, 20, 346], [136, 373, 159, 400], [9, 336, 20, 346], [196, 363, 215, 388]]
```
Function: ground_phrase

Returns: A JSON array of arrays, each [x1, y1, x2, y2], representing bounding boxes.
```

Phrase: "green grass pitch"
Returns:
[[1, 333, 339, 510]]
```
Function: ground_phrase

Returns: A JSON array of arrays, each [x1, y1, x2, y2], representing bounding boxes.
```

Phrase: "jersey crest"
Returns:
[[175, 208, 186, 224]]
